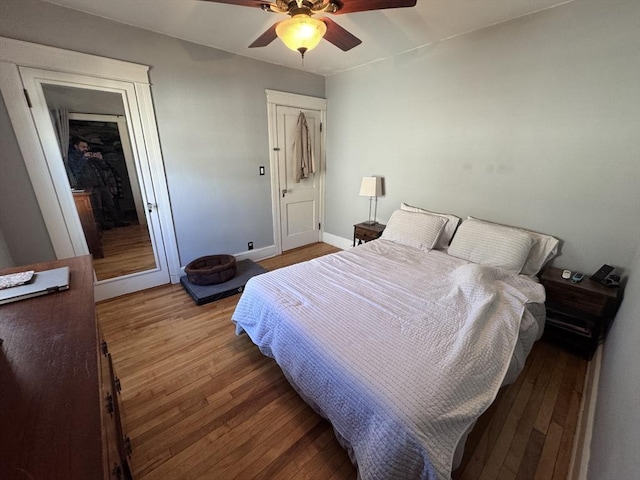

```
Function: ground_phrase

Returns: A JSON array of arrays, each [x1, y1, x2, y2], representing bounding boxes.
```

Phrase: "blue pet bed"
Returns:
[[180, 259, 267, 305]]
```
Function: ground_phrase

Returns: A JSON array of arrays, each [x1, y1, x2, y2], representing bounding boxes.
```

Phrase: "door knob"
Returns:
[[147, 202, 157, 212], [282, 189, 287, 198]]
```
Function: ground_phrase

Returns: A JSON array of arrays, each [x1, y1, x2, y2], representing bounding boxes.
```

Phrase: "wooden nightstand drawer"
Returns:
[[544, 283, 607, 316], [353, 222, 385, 247], [355, 226, 380, 241]]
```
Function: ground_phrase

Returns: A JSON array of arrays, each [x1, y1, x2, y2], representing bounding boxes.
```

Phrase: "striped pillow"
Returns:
[[448, 219, 534, 273], [467, 217, 559, 276], [381, 209, 447, 252], [400, 203, 461, 249]]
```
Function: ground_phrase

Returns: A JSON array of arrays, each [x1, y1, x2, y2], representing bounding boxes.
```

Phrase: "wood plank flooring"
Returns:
[[93, 224, 155, 280], [96, 242, 586, 480]]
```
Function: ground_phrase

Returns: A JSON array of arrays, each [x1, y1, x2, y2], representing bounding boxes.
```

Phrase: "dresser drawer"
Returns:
[[98, 333, 133, 480], [544, 283, 607, 316]]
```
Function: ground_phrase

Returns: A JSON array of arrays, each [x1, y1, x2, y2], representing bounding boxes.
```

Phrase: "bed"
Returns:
[[232, 209, 558, 480]]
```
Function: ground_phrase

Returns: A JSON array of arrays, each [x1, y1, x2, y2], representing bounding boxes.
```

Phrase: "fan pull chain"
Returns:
[[298, 47, 307, 67]]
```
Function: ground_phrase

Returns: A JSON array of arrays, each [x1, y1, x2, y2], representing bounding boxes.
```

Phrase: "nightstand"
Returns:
[[540, 266, 623, 360], [353, 222, 385, 247]]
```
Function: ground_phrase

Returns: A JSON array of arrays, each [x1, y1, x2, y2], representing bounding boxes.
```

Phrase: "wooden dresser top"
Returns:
[[0, 255, 102, 480]]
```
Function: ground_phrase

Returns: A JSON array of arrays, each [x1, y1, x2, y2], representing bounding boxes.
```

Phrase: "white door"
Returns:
[[275, 106, 323, 251], [17, 66, 173, 300]]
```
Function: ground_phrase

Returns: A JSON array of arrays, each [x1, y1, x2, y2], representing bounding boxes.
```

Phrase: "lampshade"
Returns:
[[276, 14, 327, 57], [359, 176, 383, 197]]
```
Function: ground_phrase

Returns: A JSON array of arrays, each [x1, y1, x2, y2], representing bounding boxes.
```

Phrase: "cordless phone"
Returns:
[[590, 264, 614, 283]]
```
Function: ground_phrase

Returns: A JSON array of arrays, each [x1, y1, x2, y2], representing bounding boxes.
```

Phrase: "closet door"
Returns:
[[266, 90, 327, 254], [275, 106, 323, 251]]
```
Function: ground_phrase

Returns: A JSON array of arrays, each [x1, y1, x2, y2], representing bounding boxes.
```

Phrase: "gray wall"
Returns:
[[0, 92, 56, 265], [0, 227, 15, 269], [589, 244, 640, 479], [325, 0, 640, 276], [0, 0, 324, 266]]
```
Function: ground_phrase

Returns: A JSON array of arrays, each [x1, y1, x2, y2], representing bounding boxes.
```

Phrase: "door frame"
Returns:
[[0, 37, 180, 298], [265, 89, 327, 255]]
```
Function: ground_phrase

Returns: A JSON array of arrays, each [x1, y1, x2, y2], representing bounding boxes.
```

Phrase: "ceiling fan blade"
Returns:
[[332, 0, 417, 15], [248, 22, 279, 48], [321, 18, 362, 51], [201, 0, 270, 8]]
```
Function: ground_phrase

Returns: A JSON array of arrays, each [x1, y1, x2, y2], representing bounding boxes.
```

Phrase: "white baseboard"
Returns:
[[234, 244, 278, 262], [568, 344, 602, 480], [322, 232, 352, 250]]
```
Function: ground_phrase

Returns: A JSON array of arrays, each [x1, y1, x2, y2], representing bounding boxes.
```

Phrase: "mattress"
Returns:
[[232, 239, 545, 479]]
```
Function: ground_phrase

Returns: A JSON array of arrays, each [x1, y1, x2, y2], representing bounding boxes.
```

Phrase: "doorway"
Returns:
[[0, 38, 179, 301], [266, 90, 326, 254]]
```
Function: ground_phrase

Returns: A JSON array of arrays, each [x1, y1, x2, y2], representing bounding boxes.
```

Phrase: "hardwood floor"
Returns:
[[453, 341, 586, 480], [93, 223, 155, 280], [96, 242, 587, 480]]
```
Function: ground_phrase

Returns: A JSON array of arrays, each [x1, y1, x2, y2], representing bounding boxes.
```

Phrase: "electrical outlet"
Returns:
[[248, 242, 254, 250]]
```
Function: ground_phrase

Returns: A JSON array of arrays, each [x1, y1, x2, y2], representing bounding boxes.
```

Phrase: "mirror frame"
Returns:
[[0, 37, 181, 297]]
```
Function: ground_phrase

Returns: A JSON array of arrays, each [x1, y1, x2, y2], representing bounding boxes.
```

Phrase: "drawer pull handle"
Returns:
[[112, 463, 122, 480], [106, 392, 114, 416], [115, 377, 122, 393], [125, 435, 133, 456], [101, 341, 108, 356]]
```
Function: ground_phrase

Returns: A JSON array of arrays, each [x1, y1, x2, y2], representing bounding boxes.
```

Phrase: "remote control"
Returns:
[[571, 272, 585, 283]]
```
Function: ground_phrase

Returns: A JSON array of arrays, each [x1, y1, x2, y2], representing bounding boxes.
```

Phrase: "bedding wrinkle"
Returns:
[[232, 240, 545, 480]]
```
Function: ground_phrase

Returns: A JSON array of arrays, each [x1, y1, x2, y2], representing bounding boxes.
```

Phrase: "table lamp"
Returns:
[[359, 176, 383, 225]]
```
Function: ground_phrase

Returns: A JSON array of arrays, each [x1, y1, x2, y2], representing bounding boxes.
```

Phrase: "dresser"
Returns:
[[74, 190, 105, 258], [0, 256, 132, 479]]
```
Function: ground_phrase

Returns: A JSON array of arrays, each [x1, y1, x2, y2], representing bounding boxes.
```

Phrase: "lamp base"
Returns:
[[362, 220, 378, 226]]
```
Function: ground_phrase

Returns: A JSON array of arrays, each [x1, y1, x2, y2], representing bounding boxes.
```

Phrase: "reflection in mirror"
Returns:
[[42, 84, 157, 281]]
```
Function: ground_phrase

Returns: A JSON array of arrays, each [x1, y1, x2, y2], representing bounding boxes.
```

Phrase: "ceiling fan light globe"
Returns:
[[276, 14, 326, 53]]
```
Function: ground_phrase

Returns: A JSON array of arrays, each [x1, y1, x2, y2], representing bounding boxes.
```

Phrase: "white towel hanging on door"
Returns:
[[293, 111, 315, 183]]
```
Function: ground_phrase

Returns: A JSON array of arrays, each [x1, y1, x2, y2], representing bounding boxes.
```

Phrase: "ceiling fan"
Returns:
[[202, 0, 417, 58]]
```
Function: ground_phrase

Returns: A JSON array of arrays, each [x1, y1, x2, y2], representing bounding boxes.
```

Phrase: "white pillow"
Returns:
[[448, 219, 534, 273], [400, 203, 461, 249], [467, 217, 559, 276], [381, 209, 447, 252]]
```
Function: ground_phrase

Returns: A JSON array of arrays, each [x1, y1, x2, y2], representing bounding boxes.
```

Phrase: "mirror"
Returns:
[[42, 84, 157, 281]]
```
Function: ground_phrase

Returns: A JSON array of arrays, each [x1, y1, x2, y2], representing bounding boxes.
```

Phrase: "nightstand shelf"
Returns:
[[540, 266, 622, 360], [353, 222, 385, 247]]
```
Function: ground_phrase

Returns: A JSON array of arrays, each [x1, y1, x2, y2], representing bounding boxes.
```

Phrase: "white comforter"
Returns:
[[232, 240, 545, 479]]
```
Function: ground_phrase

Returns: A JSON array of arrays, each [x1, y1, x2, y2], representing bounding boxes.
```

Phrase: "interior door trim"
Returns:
[[265, 89, 327, 255], [0, 36, 149, 83], [0, 37, 181, 298]]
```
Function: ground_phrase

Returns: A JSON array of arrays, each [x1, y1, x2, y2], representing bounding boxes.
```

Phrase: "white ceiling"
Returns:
[[43, 0, 572, 76]]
